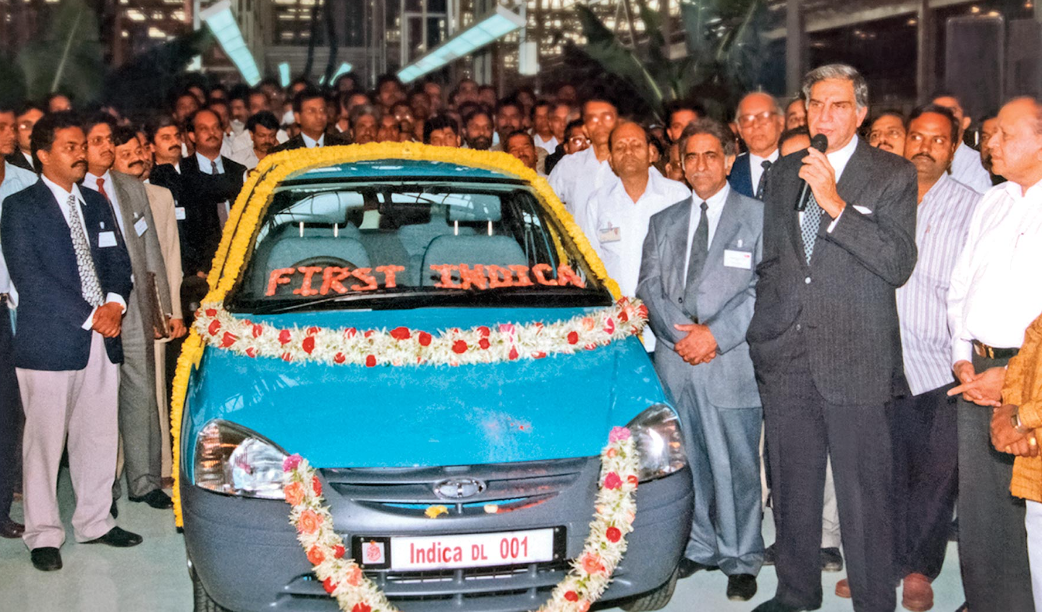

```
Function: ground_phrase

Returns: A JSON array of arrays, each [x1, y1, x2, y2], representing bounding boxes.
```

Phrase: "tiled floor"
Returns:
[[0, 471, 966, 612]]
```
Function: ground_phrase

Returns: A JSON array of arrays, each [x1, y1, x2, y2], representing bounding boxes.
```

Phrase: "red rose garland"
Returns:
[[194, 298, 648, 367], [282, 427, 639, 612]]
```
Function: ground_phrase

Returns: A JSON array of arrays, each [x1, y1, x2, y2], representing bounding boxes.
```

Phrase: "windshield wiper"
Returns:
[[247, 291, 428, 315]]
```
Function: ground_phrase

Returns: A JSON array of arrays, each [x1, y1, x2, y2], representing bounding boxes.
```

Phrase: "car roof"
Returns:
[[287, 158, 518, 182]]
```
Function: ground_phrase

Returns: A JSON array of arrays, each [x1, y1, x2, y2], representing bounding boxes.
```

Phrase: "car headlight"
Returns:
[[626, 405, 687, 482], [194, 420, 288, 499]]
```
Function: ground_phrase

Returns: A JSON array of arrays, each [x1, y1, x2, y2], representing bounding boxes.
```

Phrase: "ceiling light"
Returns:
[[279, 62, 291, 87], [200, 0, 261, 86]]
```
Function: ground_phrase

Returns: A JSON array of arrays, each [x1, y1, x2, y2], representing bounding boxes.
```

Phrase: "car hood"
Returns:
[[183, 307, 670, 469]]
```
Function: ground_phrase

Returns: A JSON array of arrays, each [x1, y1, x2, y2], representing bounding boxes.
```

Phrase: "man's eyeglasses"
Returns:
[[737, 111, 778, 127]]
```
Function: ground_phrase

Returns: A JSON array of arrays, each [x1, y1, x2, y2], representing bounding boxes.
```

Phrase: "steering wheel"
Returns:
[[291, 256, 355, 268]]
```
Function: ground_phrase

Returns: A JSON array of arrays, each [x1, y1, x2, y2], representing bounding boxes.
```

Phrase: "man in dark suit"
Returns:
[[729, 92, 783, 200], [5, 102, 43, 172], [271, 87, 347, 153], [1, 112, 143, 572], [179, 108, 245, 277], [748, 64, 918, 612], [637, 118, 764, 602]]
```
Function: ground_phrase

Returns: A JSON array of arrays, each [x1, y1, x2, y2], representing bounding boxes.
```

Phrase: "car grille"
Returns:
[[319, 456, 590, 515]]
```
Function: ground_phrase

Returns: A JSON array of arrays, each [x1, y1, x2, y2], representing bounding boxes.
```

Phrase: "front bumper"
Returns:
[[182, 458, 692, 612]]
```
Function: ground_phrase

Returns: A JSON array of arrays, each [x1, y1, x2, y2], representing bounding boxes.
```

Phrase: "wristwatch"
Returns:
[[1012, 408, 1031, 435]]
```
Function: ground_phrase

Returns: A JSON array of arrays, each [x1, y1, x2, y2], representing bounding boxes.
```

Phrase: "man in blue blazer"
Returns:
[[638, 118, 765, 602], [1, 112, 142, 572], [729, 92, 783, 200]]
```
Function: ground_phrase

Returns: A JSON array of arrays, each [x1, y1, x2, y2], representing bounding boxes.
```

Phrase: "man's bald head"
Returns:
[[987, 96, 1042, 188], [608, 121, 653, 181], [608, 121, 648, 150], [735, 92, 783, 157]]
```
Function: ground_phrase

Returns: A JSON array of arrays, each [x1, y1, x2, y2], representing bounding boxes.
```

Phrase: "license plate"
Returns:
[[353, 528, 564, 571]]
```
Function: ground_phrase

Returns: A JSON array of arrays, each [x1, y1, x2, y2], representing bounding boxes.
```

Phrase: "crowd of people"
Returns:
[[0, 60, 1040, 612]]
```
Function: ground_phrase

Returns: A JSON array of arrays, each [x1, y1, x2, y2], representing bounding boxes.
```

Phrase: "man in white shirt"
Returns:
[[548, 98, 618, 228], [230, 112, 280, 171], [730, 93, 783, 200], [0, 105, 36, 540], [531, 100, 558, 154], [580, 121, 688, 353], [932, 92, 996, 194], [81, 114, 173, 515], [946, 96, 1042, 612]]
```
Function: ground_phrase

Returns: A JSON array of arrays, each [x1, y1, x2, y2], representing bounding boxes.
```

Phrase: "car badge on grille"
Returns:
[[433, 478, 487, 500]]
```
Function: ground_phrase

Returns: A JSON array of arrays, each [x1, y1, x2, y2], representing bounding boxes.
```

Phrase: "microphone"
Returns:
[[795, 134, 829, 211]]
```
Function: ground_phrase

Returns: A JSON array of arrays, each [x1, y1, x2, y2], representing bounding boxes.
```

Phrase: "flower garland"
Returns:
[[283, 427, 639, 612], [171, 143, 625, 526], [192, 298, 646, 367]]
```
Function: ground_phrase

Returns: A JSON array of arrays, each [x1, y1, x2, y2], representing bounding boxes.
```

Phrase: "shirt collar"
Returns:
[[41, 173, 83, 205], [692, 182, 731, 211], [84, 169, 111, 187], [922, 172, 952, 204], [302, 132, 324, 148], [749, 149, 779, 166], [197, 152, 223, 173], [1002, 176, 1042, 200]]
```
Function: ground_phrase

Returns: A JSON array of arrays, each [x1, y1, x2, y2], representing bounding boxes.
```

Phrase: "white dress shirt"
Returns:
[[950, 142, 994, 195], [39, 175, 126, 327], [0, 162, 38, 303], [749, 149, 779, 195], [548, 146, 615, 227], [197, 152, 225, 175], [683, 182, 732, 280], [810, 135, 860, 233], [83, 170, 127, 235], [948, 179, 1042, 364], [534, 134, 558, 155], [896, 173, 980, 394], [302, 132, 325, 148]]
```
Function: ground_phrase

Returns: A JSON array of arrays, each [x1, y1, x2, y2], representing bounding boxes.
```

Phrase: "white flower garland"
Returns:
[[194, 298, 647, 367], [283, 427, 639, 612]]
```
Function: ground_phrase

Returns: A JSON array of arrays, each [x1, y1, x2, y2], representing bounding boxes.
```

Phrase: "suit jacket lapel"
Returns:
[[665, 196, 692, 295], [707, 190, 742, 268]]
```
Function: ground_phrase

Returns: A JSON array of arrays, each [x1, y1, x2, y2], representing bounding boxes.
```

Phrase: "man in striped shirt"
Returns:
[[889, 104, 979, 612]]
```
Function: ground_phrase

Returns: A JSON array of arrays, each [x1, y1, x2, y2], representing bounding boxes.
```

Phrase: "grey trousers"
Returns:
[[113, 296, 162, 499], [957, 352, 1034, 611], [18, 332, 118, 549]]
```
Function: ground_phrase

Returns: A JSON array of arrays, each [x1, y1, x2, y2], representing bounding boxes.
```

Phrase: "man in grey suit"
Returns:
[[81, 114, 173, 513], [748, 65, 918, 612], [637, 118, 764, 602]]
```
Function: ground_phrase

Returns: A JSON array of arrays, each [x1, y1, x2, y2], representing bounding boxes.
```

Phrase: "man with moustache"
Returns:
[[583, 122, 689, 353], [749, 64, 918, 612], [931, 92, 994, 195], [846, 104, 977, 612], [80, 114, 172, 515], [730, 93, 784, 199], [491, 98, 525, 152], [423, 115, 462, 147], [349, 105, 381, 146], [231, 112, 279, 171], [868, 111, 907, 157], [548, 97, 619, 226], [946, 96, 1042, 612], [504, 131, 540, 174], [0, 104, 36, 540], [463, 107, 495, 151], [637, 118, 764, 601], [2, 112, 140, 571], [6, 103, 43, 172], [178, 108, 245, 278], [978, 113, 1005, 185]]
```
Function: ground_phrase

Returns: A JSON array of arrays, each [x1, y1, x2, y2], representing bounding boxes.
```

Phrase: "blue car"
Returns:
[[178, 147, 692, 612]]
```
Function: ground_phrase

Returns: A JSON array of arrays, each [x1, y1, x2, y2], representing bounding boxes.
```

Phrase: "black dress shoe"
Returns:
[[751, 597, 821, 612], [129, 489, 173, 510], [83, 527, 143, 547], [30, 547, 62, 571], [820, 547, 843, 572], [0, 519, 25, 538], [726, 573, 757, 601], [110, 498, 118, 519], [763, 543, 776, 565], [677, 558, 718, 579]]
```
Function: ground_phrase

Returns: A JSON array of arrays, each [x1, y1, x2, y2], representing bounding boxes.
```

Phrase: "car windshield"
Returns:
[[225, 177, 613, 313]]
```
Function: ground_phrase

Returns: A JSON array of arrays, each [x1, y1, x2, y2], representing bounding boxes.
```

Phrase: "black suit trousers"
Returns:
[[957, 352, 1034, 611], [761, 344, 895, 612], [0, 302, 22, 520]]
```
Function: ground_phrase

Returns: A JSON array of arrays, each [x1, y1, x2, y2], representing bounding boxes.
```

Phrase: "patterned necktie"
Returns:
[[800, 193, 824, 264], [67, 195, 105, 307], [756, 160, 772, 199]]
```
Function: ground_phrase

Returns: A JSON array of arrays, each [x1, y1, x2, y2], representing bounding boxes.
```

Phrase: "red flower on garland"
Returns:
[[479, 338, 490, 350], [334, 352, 346, 364], [252, 324, 264, 338], [281, 352, 293, 362], [618, 309, 629, 322], [205, 308, 217, 317], [627, 475, 639, 486], [220, 332, 237, 348], [302, 336, 315, 354], [246, 347, 257, 358], [533, 351, 547, 359], [279, 329, 292, 345], [605, 527, 621, 543], [345, 565, 362, 586], [365, 355, 377, 367], [418, 331, 432, 346], [306, 326, 319, 336], [345, 327, 357, 339], [312, 477, 322, 496], [307, 545, 325, 565], [564, 591, 579, 602], [333, 545, 346, 559], [452, 340, 468, 354], [390, 327, 411, 340], [322, 577, 337, 594], [477, 326, 491, 337], [352, 603, 371, 612], [567, 331, 579, 345], [508, 347, 519, 360], [604, 472, 622, 490], [604, 317, 615, 334], [207, 320, 221, 336]]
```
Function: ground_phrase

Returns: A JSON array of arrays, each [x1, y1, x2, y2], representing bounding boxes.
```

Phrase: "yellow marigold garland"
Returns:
[[170, 143, 622, 526]]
